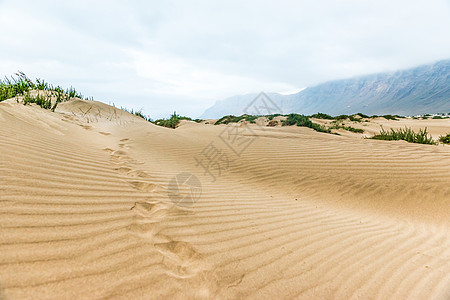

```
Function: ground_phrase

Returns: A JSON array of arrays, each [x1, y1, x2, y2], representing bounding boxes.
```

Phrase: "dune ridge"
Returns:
[[1, 100, 449, 299]]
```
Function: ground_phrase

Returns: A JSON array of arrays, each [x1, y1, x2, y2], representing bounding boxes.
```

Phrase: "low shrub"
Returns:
[[370, 127, 435, 145], [342, 126, 364, 133], [154, 112, 182, 128], [1, 72, 34, 101], [330, 124, 364, 133], [439, 133, 450, 144], [282, 113, 330, 133], [23, 92, 52, 110], [334, 114, 362, 122], [310, 112, 333, 119], [356, 112, 370, 118], [311, 123, 331, 133], [382, 114, 400, 120], [215, 115, 242, 125], [215, 114, 258, 125], [1, 72, 87, 111]]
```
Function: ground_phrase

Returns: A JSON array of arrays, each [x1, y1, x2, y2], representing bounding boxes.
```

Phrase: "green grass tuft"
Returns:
[[370, 127, 435, 145], [1, 72, 88, 112], [23, 92, 52, 110], [282, 113, 330, 133], [330, 124, 364, 133], [333, 114, 362, 122], [382, 114, 400, 120], [310, 112, 334, 119], [356, 112, 370, 118], [154, 112, 181, 128], [215, 114, 259, 125], [153, 112, 200, 128], [1, 73, 34, 101], [439, 133, 450, 144]]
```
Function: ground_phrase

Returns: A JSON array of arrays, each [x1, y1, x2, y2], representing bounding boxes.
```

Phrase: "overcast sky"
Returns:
[[1, 0, 449, 118]]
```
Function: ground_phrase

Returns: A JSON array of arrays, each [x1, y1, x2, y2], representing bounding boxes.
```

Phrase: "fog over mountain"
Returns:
[[201, 59, 450, 118]]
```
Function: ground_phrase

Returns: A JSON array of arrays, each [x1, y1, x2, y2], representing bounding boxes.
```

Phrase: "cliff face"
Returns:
[[201, 59, 450, 118]]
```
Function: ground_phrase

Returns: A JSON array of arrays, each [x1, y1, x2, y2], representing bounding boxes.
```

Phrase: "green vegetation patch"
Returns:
[[355, 112, 370, 118], [1, 73, 33, 101], [333, 114, 362, 122], [23, 92, 53, 110], [439, 133, 450, 144], [370, 127, 435, 145], [381, 114, 402, 120], [1, 72, 86, 111], [215, 114, 258, 125], [330, 124, 364, 133], [154, 112, 183, 128], [310, 112, 334, 120], [151, 112, 201, 128], [282, 113, 330, 133]]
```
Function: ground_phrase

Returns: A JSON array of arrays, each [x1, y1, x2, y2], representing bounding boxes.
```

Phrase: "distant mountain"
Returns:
[[201, 59, 450, 118]]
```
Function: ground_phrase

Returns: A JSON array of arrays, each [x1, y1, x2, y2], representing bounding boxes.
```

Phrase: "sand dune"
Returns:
[[1, 100, 449, 299]]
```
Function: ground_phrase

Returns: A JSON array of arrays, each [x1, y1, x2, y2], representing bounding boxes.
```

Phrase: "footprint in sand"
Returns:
[[128, 181, 157, 192], [108, 149, 163, 193], [130, 201, 170, 217], [127, 217, 169, 243], [106, 145, 206, 278], [129, 201, 169, 223], [156, 240, 200, 261], [155, 240, 206, 278], [114, 166, 132, 174], [127, 202, 171, 240], [109, 149, 143, 166], [110, 150, 131, 163], [127, 201, 205, 278], [127, 169, 150, 178]]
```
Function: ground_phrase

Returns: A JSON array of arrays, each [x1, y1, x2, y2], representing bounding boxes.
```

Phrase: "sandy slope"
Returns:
[[1, 100, 450, 299]]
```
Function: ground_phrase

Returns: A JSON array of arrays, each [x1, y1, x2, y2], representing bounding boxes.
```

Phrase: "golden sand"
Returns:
[[1, 99, 449, 299]]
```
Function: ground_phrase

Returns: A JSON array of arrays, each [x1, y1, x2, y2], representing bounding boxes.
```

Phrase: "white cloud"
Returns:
[[126, 48, 294, 99], [1, 0, 449, 118]]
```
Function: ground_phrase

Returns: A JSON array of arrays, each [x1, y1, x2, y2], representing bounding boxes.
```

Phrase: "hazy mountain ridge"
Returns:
[[201, 59, 450, 118]]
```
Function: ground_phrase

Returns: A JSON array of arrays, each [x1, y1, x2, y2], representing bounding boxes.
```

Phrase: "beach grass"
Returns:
[[439, 133, 450, 144], [282, 113, 331, 133], [1, 72, 87, 111], [370, 127, 435, 145]]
